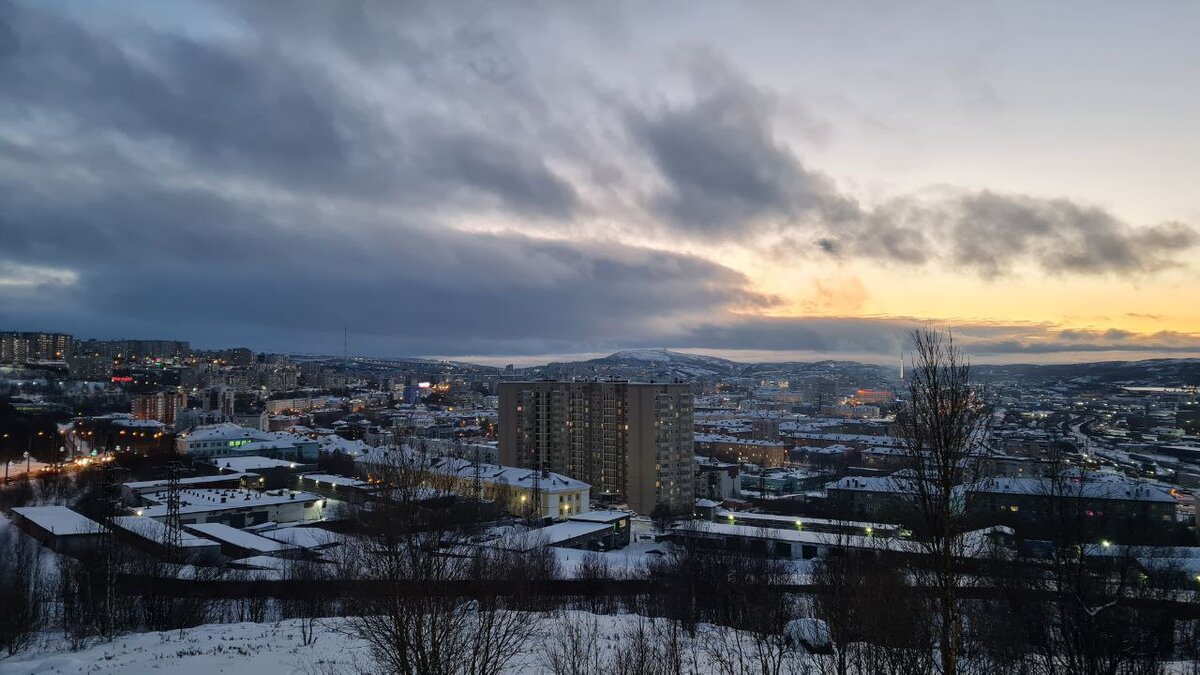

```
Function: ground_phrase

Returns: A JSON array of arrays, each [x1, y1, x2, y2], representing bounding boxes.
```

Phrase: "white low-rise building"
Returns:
[[177, 423, 320, 462], [132, 487, 326, 528], [355, 446, 591, 520]]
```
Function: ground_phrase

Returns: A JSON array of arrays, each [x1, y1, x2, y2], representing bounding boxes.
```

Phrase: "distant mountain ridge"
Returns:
[[521, 350, 1200, 386], [973, 358, 1200, 386], [574, 349, 740, 378]]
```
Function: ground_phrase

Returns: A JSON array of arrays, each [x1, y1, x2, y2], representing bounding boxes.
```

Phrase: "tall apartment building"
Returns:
[[132, 390, 187, 425], [74, 339, 190, 361], [498, 381, 694, 515], [0, 332, 73, 362]]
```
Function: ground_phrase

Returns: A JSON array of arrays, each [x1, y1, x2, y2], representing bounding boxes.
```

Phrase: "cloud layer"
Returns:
[[0, 1, 1196, 359]]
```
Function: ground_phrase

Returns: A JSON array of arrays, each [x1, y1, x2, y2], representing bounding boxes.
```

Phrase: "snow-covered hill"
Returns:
[[584, 349, 741, 377]]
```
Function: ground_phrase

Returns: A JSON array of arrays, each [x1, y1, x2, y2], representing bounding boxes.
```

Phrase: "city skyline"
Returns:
[[2, 1, 1198, 362]]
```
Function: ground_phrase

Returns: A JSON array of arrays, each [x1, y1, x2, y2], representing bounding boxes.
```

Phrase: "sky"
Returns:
[[1, 0, 1198, 365]]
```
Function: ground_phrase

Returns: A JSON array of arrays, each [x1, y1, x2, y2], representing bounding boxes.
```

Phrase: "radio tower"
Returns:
[[163, 461, 183, 557]]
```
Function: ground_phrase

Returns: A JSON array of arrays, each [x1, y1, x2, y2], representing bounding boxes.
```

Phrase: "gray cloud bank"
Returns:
[[632, 50, 1197, 276], [0, 1, 1196, 359]]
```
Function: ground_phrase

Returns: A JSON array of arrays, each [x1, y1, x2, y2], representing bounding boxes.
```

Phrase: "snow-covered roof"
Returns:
[[259, 526, 345, 549], [862, 446, 910, 456], [969, 475, 1175, 503], [137, 488, 323, 517], [695, 455, 738, 468], [356, 446, 590, 493], [121, 473, 250, 493], [109, 516, 217, 548], [677, 520, 915, 552], [825, 475, 913, 493], [788, 432, 905, 446], [803, 445, 852, 456], [185, 522, 299, 553], [182, 423, 273, 443], [300, 473, 368, 488], [210, 456, 306, 472], [694, 433, 782, 446], [566, 510, 630, 524], [316, 435, 371, 456], [12, 505, 107, 536], [227, 555, 291, 572], [492, 521, 611, 551], [426, 454, 589, 493]]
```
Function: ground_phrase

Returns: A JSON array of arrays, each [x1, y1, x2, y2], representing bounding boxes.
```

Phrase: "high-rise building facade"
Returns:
[[498, 381, 694, 515], [0, 331, 73, 362], [74, 339, 190, 361], [132, 389, 187, 425]]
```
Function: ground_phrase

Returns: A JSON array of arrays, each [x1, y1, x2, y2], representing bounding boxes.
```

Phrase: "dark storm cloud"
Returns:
[[0, 2, 354, 188], [0, 0, 749, 354], [1, 0, 1197, 360], [0, 169, 765, 355], [0, 0, 579, 216]]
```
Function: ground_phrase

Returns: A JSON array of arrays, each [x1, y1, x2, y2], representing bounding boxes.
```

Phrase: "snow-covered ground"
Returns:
[[0, 612, 812, 674], [0, 619, 370, 675], [553, 539, 669, 576]]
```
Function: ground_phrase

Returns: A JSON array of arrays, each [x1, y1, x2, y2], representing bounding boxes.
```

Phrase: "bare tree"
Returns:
[[541, 611, 606, 674], [337, 446, 535, 674], [644, 526, 800, 674], [228, 567, 271, 623], [893, 326, 990, 674], [464, 546, 550, 673], [610, 615, 694, 675], [283, 556, 332, 646], [0, 527, 43, 657], [575, 551, 616, 615], [810, 547, 868, 675]]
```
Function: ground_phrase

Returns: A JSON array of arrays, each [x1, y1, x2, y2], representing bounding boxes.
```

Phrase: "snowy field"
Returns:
[[0, 612, 779, 675], [0, 619, 370, 675], [0, 610, 827, 674]]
